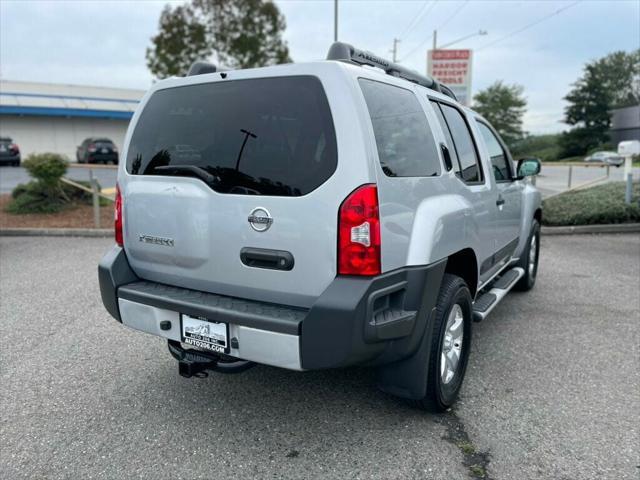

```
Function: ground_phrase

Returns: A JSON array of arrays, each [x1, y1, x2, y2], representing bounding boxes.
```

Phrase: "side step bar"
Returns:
[[473, 267, 524, 322]]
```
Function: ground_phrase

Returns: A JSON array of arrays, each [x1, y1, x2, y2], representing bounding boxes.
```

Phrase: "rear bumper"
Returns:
[[0, 154, 20, 164], [99, 246, 446, 371], [87, 153, 118, 163]]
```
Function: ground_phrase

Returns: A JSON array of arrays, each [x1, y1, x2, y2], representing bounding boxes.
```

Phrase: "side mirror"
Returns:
[[517, 158, 541, 179]]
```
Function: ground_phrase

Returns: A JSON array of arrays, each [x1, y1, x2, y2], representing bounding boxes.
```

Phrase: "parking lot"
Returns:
[[1, 163, 639, 197], [1, 234, 638, 479]]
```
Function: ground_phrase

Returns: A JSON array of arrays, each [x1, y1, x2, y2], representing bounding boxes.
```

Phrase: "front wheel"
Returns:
[[514, 219, 540, 291], [413, 274, 472, 412]]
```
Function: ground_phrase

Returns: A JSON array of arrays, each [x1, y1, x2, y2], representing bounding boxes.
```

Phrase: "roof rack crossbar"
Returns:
[[326, 42, 457, 102]]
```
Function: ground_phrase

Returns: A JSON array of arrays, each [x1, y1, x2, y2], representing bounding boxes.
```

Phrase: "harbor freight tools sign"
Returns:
[[427, 49, 473, 106]]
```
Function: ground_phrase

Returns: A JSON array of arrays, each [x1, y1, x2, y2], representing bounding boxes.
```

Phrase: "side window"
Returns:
[[359, 79, 441, 177], [476, 121, 512, 182], [439, 103, 482, 183], [430, 100, 460, 169]]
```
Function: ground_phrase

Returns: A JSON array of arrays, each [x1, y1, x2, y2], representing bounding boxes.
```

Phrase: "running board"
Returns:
[[472, 267, 524, 322]]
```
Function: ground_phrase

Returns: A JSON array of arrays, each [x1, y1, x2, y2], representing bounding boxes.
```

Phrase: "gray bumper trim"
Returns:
[[118, 281, 307, 336]]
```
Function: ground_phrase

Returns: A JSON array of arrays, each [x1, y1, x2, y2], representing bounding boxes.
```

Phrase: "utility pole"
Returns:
[[391, 38, 400, 62], [334, 0, 338, 42], [432, 30, 438, 50]]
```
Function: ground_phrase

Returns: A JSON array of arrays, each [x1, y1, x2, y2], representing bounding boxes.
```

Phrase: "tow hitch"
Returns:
[[168, 340, 255, 377]]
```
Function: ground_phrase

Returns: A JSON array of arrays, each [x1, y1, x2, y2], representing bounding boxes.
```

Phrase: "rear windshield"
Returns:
[[127, 76, 337, 196]]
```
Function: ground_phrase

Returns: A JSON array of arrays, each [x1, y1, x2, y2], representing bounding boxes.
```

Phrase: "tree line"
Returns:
[[473, 50, 639, 159], [146, 0, 639, 160]]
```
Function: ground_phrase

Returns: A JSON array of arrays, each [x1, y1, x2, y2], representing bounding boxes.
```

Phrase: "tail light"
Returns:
[[88, 144, 97, 153], [9, 143, 19, 153], [338, 184, 381, 276], [115, 183, 123, 246]]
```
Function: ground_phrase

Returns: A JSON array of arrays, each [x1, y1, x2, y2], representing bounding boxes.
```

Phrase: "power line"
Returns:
[[399, 0, 469, 62], [437, 0, 469, 31], [398, 0, 436, 40], [476, 0, 581, 52]]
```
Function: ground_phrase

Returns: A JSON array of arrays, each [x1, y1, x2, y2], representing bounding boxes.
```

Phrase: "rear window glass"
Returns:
[[358, 79, 440, 177], [127, 76, 337, 196]]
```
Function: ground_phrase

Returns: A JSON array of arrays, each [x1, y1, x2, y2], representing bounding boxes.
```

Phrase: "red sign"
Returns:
[[427, 49, 473, 105]]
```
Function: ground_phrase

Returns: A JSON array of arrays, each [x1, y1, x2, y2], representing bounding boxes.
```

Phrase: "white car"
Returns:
[[584, 151, 624, 167]]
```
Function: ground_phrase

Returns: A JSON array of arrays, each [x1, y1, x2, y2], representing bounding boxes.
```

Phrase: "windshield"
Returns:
[[126, 76, 337, 197]]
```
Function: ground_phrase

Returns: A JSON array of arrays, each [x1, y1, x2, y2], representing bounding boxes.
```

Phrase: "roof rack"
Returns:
[[326, 42, 458, 102], [187, 61, 218, 76]]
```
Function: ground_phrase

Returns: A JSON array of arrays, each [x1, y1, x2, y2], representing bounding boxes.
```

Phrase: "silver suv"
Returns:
[[99, 42, 542, 411]]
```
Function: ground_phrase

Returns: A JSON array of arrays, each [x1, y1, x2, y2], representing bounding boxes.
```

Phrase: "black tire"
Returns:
[[513, 219, 540, 291], [412, 274, 473, 412]]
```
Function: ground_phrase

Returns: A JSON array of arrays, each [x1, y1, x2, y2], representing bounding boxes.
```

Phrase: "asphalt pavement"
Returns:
[[0, 235, 639, 479]]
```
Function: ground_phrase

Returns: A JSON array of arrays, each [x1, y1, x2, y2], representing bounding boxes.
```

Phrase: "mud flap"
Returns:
[[375, 260, 446, 399]]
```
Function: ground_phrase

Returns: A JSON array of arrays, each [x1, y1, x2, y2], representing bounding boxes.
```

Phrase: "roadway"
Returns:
[[1, 234, 638, 479]]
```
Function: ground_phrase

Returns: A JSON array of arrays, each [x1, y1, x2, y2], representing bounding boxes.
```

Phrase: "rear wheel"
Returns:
[[412, 274, 472, 412], [514, 219, 540, 291]]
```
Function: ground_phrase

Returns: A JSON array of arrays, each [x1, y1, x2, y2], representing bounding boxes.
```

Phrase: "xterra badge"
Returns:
[[139, 234, 174, 247]]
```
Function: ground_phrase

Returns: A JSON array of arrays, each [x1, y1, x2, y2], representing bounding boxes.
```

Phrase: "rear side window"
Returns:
[[438, 103, 482, 183], [127, 76, 337, 197], [359, 79, 440, 177], [475, 121, 512, 181]]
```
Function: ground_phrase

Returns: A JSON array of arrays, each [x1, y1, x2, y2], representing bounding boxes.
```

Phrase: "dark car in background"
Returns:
[[76, 138, 119, 164], [0, 137, 21, 166]]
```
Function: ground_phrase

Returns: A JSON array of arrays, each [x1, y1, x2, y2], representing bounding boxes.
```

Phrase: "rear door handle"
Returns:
[[496, 196, 505, 206], [240, 247, 294, 271]]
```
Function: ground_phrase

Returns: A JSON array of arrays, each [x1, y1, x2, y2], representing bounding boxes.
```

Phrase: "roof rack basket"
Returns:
[[326, 41, 457, 102]]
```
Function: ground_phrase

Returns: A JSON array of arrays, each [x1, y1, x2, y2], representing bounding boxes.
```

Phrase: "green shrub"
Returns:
[[22, 153, 68, 185], [61, 179, 100, 203], [6, 153, 72, 214], [542, 182, 640, 226], [5, 181, 67, 214]]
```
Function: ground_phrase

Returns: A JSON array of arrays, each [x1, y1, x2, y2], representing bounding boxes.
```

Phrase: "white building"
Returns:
[[0, 80, 145, 161]]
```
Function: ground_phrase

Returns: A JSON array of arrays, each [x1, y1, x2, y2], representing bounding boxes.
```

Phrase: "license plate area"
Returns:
[[181, 314, 229, 354]]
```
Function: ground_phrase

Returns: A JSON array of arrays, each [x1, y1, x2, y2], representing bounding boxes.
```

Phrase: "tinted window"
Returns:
[[430, 100, 459, 168], [440, 104, 482, 183], [476, 121, 511, 181], [127, 76, 337, 197], [359, 79, 440, 177]]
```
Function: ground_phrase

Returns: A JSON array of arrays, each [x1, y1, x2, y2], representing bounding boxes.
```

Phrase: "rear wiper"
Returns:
[[153, 165, 221, 187]]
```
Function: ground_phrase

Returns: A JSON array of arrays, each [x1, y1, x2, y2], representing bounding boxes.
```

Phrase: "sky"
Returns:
[[1, 0, 638, 134]]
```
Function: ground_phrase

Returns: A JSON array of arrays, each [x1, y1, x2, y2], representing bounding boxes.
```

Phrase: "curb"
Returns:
[[0, 228, 113, 237], [2, 224, 639, 238], [541, 223, 640, 235]]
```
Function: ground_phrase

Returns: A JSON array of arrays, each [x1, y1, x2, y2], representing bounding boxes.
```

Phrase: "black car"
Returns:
[[0, 137, 21, 166], [76, 138, 119, 164]]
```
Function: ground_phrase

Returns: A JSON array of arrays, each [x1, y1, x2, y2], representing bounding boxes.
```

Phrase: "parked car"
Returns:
[[0, 137, 21, 166], [98, 42, 542, 412], [76, 138, 119, 164], [584, 151, 624, 167]]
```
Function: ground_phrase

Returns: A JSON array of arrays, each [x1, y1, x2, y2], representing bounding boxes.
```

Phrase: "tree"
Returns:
[[472, 81, 527, 147], [146, 0, 291, 79], [145, 4, 210, 79], [560, 50, 640, 157]]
